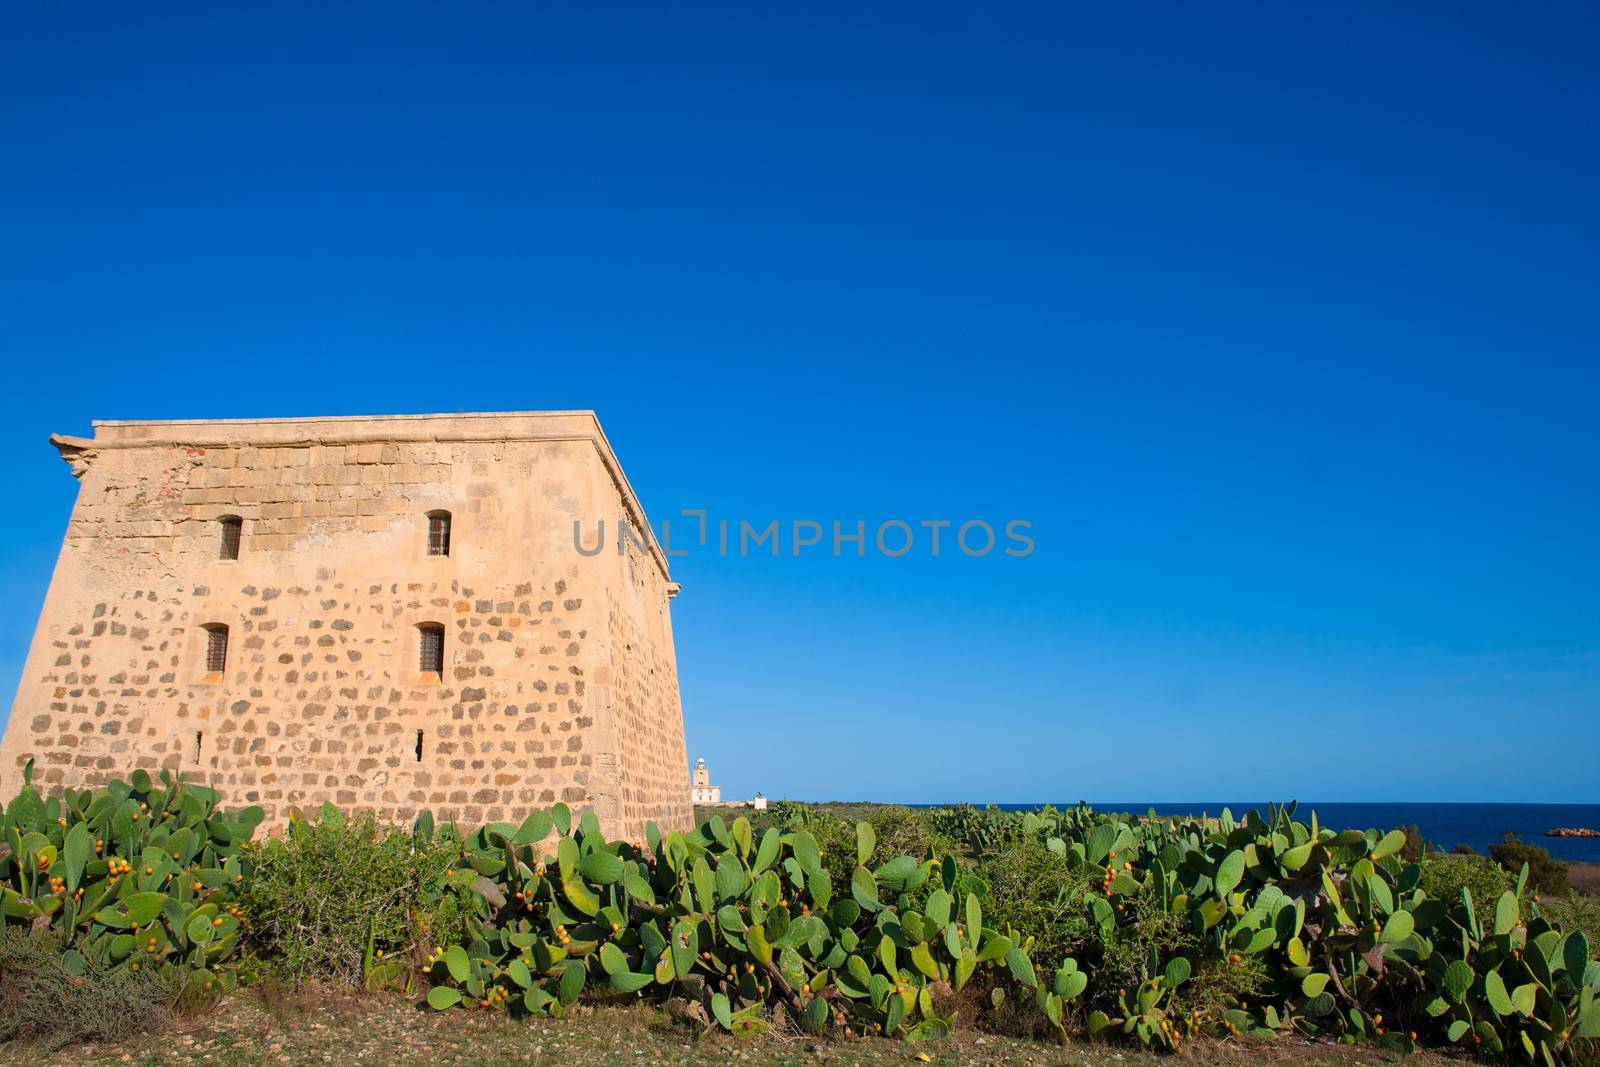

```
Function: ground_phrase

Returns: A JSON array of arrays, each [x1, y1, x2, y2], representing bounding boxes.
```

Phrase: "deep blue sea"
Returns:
[[961, 803, 1600, 864]]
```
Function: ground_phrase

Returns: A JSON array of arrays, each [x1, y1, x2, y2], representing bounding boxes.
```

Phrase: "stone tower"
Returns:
[[0, 412, 692, 841]]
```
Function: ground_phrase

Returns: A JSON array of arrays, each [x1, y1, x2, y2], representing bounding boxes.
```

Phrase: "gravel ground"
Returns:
[[14, 992, 1465, 1067]]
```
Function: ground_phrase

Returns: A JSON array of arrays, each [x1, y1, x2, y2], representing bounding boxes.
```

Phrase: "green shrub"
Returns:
[[239, 804, 467, 986], [738, 801, 797, 834], [1489, 833, 1571, 896], [929, 804, 1027, 855], [978, 828, 1266, 1026], [1418, 851, 1514, 907], [0, 928, 181, 1052], [857, 805, 958, 867], [775, 803, 957, 886], [1088, 883, 1198, 1003], [1169, 952, 1269, 1024], [976, 837, 1093, 970], [776, 803, 857, 885], [1539, 893, 1600, 944]]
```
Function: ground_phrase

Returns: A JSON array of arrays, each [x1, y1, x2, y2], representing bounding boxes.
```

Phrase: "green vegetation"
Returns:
[[1491, 833, 1574, 897], [912, 803, 1600, 1061], [1418, 851, 1515, 910], [412, 800, 1077, 1041], [0, 761, 258, 988], [239, 804, 473, 987], [6, 769, 1600, 1065], [0, 761, 259, 1051], [974, 834, 1093, 973]]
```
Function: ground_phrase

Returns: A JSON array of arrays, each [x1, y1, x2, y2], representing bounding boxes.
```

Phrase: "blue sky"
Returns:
[[1, 3, 1596, 803]]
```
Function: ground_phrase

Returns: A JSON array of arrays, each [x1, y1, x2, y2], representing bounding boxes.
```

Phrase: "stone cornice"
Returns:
[[49, 411, 673, 582]]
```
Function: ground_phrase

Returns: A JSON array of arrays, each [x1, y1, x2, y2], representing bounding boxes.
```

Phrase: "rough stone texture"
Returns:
[[0, 412, 692, 842]]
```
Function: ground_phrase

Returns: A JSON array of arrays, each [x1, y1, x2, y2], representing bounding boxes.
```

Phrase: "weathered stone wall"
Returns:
[[0, 412, 691, 841]]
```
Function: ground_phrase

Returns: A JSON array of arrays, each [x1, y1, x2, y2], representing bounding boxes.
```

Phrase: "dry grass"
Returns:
[[1568, 861, 1600, 897], [0, 929, 181, 1054]]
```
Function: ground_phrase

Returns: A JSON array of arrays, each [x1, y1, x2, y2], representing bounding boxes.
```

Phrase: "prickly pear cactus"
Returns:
[[0, 760, 262, 987], [418, 806, 1076, 1038], [933, 799, 1600, 1062]]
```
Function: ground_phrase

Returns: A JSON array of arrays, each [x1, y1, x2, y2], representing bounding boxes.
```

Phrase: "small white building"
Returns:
[[690, 758, 721, 804]]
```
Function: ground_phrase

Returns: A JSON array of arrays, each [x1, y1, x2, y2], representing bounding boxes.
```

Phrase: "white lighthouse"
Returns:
[[690, 758, 722, 804]]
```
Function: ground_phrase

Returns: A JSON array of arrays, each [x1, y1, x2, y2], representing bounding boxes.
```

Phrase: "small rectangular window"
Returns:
[[205, 626, 229, 673], [219, 517, 242, 560], [418, 624, 444, 674], [427, 512, 451, 556]]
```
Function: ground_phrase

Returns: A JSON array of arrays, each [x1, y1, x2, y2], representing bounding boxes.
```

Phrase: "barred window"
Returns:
[[418, 623, 444, 674], [219, 516, 242, 560], [204, 625, 228, 673], [426, 511, 451, 556]]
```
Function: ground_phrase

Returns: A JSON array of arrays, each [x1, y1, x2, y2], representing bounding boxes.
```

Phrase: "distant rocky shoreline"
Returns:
[[1545, 827, 1600, 838]]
